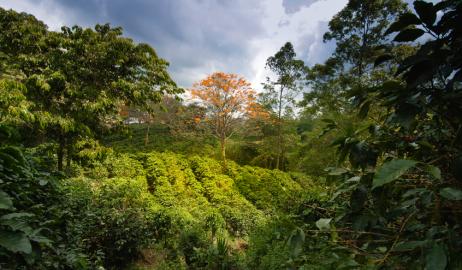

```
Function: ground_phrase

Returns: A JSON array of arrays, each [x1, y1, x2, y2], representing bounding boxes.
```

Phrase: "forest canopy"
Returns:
[[1, 0, 461, 269]]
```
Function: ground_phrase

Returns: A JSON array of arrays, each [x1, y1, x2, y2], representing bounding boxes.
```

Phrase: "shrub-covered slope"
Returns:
[[23, 150, 311, 269]]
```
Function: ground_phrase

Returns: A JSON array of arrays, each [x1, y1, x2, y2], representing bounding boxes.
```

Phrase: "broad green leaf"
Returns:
[[328, 167, 348, 176], [425, 165, 441, 180], [403, 188, 428, 198], [0, 230, 32, 254], [393, 103, 420, 128], [0, 213, 35, 220], [439, 187, 462, 200], [316, 218, 332, 231], [0, 191, 13, 210], [401, 197, 418, 208], [338, 258, 359, 268], [381, 80, 404, 92], [425, 244, 447, 270], [372, 159, 417, 189], [288, 227, 305, 257], [434, 1, 452, 11], [393, 240, 427, 251], [39, 178, 48, 186], [404, 60, 435, 88], [414, 1, 436, 26], [0, 219, 32, 234], [385, 13, 421, 35], [30, 234, 52, 245], [29, 229, 53, 245], [358, 100, 371, 119], [374, 54, 393, 67], [399, 13, 422, 25], [346, 176, 361, 183], [394, 28, 425, 42]]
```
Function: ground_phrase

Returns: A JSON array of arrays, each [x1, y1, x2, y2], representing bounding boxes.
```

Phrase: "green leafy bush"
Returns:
[[234, 166, 306, 213], [62, 176, 157, 269], [0, 146, 89, 269], [1, 144, 317, 269]]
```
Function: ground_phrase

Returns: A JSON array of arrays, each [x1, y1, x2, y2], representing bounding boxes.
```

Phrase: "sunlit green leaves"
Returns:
[[1, 7, 182, 170], [0, 79, 32, 124], [316, 218, 332, 231], [372, 159, 417, 189]]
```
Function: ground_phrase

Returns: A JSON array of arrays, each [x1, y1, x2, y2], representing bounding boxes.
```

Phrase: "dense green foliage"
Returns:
[[261, 42, 305, 170], [1, 0, 461, 269], [1, 145, 314, 269], [0, 7, 181, 170], [276, 0, 462, 269]]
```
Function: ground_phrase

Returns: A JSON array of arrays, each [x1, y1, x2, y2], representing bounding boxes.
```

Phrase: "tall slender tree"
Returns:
[[301, 0, 411, 118], [323, 0, 408, 77], [262, 42, 305, 170]]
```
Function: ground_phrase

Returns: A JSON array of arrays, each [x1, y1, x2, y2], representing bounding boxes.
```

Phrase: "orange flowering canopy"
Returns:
[[190, 72, 257, 119], [191, 72, 264, 165], [247, 102, 271, 120], [190, 72, 266, 146]]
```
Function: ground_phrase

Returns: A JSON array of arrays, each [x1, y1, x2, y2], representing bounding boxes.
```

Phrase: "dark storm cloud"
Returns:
[[1, 0, 346, 88], [44, 0, 265, 87]]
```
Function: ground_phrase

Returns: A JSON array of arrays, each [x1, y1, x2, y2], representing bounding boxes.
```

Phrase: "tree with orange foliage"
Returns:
[[191, 72, 258, 168]]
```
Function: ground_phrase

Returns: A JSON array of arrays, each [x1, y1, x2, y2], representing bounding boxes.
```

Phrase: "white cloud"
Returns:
[[248, 0, 347, 90], [0, 0, 74, 30]]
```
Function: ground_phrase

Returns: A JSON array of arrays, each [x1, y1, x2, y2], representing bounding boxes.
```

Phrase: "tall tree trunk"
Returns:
[[281, 148, 285, 171], [276, 123, 282, 170], [66, 143, 72, 170], [57, 135, 65, 171], [220, 136, 227, 170], [145, 125, 150, 146], [276, 86, 284, 170], [358, 15, 370, 78]]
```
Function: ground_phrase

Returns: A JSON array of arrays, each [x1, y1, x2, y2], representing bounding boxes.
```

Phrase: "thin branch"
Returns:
[[376, 211, 416, 265]]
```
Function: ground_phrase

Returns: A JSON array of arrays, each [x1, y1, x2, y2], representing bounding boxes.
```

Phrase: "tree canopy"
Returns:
[[0, 8, 182, 169], [1, 1, 461, 269], [191, 72, 257, 168]]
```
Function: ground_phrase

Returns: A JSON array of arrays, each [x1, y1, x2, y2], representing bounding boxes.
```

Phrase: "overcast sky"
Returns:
[[0, 0, 348, 90]]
